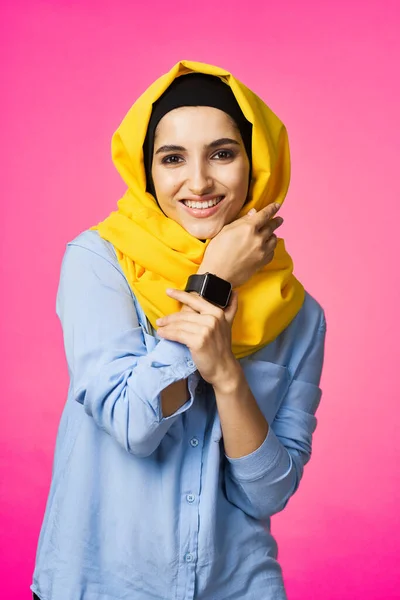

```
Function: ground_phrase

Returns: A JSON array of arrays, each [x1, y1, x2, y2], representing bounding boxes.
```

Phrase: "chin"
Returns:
[[183, 222, 222, 240]]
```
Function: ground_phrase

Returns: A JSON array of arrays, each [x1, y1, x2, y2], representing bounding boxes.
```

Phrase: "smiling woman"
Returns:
[[144, 73, 253, 238], [31, 60, 326, 600], [151, 105, 250, 237]]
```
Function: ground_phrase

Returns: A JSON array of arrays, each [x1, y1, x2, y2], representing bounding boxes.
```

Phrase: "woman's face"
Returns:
[[151, 106, 250, 239]]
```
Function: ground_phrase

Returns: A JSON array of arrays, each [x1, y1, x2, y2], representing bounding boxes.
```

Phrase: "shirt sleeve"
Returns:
[[224, 308, 327, 520], [56, 240, 200, 458]]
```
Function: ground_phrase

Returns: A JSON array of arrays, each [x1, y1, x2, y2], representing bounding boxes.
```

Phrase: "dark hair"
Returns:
[[143, 73, 252, 199]]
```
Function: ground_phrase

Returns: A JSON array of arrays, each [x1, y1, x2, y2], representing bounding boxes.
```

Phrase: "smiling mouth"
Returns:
[[181, 196, 224, 209]]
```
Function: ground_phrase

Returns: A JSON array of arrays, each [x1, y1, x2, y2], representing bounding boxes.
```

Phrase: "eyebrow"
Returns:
[[155, 138, 240, 155]]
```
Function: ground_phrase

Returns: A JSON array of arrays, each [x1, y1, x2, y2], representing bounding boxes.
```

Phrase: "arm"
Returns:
[[160, 203, 283, 414], [222, 309, 326, 520], [57, 241, 200, 457], [161, 378, 191, 417], [213, 361, 270, 459]]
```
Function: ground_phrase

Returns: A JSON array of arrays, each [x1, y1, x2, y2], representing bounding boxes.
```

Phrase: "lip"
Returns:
[[179, 195, 225, 218]]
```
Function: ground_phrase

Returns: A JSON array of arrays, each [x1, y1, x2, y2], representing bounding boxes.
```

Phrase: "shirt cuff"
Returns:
[[141, 337, 198, 375], [225, 425, 291, 482], [134, 338, 200, 423]]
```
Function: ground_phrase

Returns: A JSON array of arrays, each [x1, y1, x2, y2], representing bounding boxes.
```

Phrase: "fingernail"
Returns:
[[274, 202, 281, 210], [248, 208, 257, 215]]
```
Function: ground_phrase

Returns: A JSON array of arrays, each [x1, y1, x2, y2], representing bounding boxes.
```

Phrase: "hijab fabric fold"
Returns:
[[93, 60, 305, 359]]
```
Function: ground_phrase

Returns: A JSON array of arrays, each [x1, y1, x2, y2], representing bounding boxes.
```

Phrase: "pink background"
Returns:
[[1, 0, 399, 598]]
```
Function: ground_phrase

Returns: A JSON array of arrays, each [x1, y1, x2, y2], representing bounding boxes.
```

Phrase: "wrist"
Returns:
[[212, 357, 243, 394], [197, 262, 230, 282]]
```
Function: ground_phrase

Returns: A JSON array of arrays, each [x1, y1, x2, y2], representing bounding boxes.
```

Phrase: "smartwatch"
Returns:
[[184, 273, 232, 309]]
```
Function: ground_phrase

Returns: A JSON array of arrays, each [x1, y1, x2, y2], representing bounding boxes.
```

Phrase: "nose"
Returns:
[[187, 159, 213, 196]]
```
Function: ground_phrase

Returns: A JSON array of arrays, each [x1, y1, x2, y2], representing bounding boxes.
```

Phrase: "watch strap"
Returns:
[[185, 274, 206, 295]]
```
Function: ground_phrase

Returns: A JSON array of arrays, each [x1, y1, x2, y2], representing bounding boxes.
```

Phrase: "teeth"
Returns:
[[183, 196, 223, 209]]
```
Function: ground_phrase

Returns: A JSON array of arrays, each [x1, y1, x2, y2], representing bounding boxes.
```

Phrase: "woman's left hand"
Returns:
[[156, 289, 239, 386]]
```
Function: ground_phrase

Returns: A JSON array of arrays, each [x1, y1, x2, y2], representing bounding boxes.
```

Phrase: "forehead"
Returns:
[[154, 106, 238, 142]]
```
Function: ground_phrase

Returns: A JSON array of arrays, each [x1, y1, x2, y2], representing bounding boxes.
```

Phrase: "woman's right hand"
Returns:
[[198, 202, 284, 288]]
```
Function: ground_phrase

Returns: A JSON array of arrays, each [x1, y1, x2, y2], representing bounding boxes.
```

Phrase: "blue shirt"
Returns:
[[32, 230, 326, 600]]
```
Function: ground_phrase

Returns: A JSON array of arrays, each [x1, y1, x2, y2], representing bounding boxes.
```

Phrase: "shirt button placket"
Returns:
[[178, 398, 204, 600]]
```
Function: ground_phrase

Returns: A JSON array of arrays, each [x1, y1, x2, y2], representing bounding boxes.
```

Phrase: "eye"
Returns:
[[212, 149, 235, 160], [161, 155, 184, 165]]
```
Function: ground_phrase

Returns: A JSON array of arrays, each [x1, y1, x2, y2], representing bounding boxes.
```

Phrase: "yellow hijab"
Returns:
[[93, 60, 305, 359]]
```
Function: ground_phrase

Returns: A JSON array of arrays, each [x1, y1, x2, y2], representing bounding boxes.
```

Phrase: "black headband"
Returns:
[[143, 73, 252, 198]]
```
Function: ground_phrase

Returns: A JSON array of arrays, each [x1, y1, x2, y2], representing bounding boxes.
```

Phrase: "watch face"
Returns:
[[203, 274, 232, 307]]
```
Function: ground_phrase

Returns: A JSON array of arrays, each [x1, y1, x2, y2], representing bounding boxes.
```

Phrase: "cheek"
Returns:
[[221, 165, 249, 200], [152, 168, 180, 199]]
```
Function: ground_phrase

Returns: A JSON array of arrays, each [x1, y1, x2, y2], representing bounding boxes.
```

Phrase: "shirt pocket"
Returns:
[[241, 359, 290, 423]]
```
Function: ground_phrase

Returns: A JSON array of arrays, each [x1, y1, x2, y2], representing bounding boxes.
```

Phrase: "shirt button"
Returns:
[[185, 553, 194, 563], [186, 494, 195, 503], [187, 360, 195, 368], [190, 437, 199, 447]]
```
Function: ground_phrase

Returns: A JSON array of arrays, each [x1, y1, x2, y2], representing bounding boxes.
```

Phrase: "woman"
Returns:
[[32, 60, 326, 600]]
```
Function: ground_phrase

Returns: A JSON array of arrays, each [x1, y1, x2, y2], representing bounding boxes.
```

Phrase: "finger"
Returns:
[[264, 233, 278, 251], [156, 311, 218, 327], [262, 250, 276, 266], [224, 290, 239, 325], [253, 202, 281, 231], [260, 215, 284, 234], [165, 288, 225, 318], [241, 202, 278, 221], [157, 321, 204, 345], [239, 207, 257, 219]]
